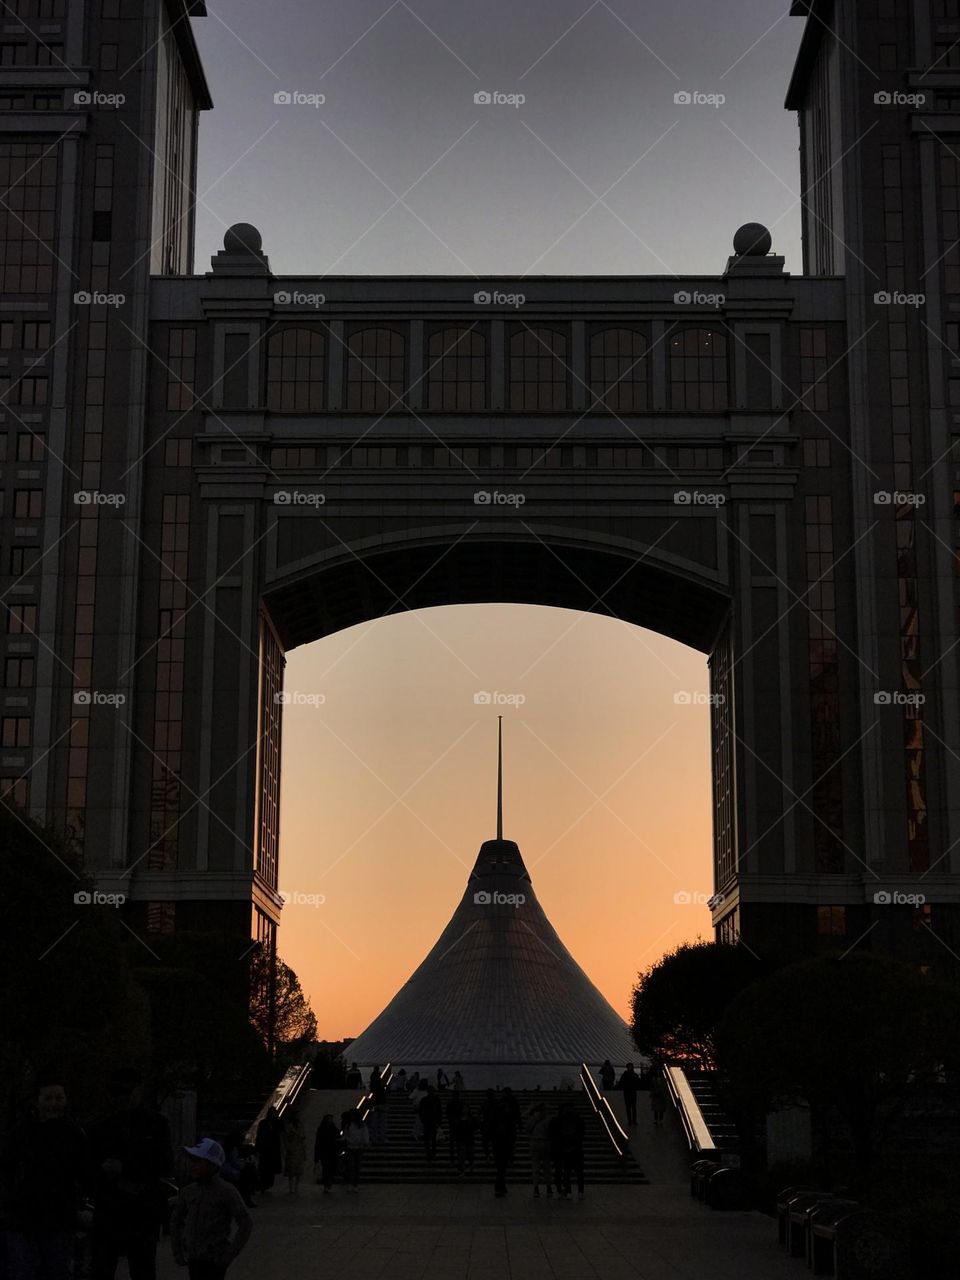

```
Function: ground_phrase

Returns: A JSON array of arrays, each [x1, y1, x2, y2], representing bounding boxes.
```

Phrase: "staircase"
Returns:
[[351, 1088, 648, 1185], [684, 1073, 741, 1155]]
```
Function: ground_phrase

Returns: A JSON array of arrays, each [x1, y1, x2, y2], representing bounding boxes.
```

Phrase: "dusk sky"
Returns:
[[189, 0, 805, 1039]]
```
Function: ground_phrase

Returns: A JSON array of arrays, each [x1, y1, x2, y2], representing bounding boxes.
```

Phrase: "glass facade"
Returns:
[[669, 329, 728, 411]]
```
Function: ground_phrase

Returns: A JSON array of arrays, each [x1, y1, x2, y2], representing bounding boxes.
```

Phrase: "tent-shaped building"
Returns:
[[345, 724, 638, 1088]]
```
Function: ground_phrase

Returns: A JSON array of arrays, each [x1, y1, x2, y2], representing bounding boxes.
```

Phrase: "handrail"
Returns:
[[579, 1062, 630, 1159], [354, 1063, 393, 1127], [664, 1065, 719, 1156], [244, 1059, 313, 1145]]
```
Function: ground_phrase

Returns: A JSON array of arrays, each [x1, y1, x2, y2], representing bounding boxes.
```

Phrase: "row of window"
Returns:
[[0, 432, 46, 462], [167, 325, 833, 416]]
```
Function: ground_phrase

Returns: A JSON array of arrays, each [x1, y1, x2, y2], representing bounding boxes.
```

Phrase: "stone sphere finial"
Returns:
[[733, 223, 772, 257], [223, 223, 263, 255]]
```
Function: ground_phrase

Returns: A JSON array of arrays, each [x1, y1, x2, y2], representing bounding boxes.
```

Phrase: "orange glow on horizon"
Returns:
[[277, 604, 715, 1042]]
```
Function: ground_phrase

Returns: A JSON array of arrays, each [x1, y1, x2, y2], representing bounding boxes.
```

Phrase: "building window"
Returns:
[[17, 376, 47, 406], [9, 547, 39, 574], [13, 490, 42, 519], [816, 905, 847, 936], [17, 432, 45, 461], [166, 328, 196, 410], [22, 321, 50, 349], [935, 42, 960, 70], [934, 0, 960, 17], [4, 656, 34, 687], [0, 141, 59, 293], [589, 328, 647, 412], [803, 439, 831, 467], [509, 327, 568, 411], [164, 438, 192, 467], [799, 328, 829, 410], [266, 327, 325, 412], [6, 603, 37, 634], [426, 327, 486, 410], [669, 329, 728, 411], [1, 717, 30, 747], [0, 777, 28, 807], [806, 495, 844, 873], [345, 328, 405, 411]]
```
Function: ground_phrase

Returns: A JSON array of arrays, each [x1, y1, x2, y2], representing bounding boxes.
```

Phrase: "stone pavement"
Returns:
[[155, 1086, 799, 1280]]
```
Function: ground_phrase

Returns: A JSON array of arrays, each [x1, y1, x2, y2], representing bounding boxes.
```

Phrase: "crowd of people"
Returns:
[[1, 1059, 664, 1275], [1, 1068, 253, 1280]]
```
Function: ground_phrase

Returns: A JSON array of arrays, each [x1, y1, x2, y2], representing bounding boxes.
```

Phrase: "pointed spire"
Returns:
[[496, 715, 503, 840]]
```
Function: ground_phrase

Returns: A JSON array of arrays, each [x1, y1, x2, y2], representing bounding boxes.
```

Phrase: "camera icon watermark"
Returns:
[[873, 690, 926, 707], [873, 290, 925, 309], [274, 90, 325, 108], [274, 289, 325, 307], [673, 289, 725, 308], [673, 890, 725, 907], [474, 889, 526, 906], [474, 691, 526, 707], [73, 690, 125, 707], [74, 889, 126, 907], [279, 889, 326, 907], [674, 90, 725, 108], [275, 690, 326, 707], [673, 691, 725, 707], [874, 90, 926, 107], [273, 490, 325, 507], [473, 289, 525, 308], [473, 490, 526, 507], [873, 889, 926, 906], [474, 90, 525, 108], [873, 490, 926, 507], [73, 490, 125, 506], [673, 490, 726, 507]]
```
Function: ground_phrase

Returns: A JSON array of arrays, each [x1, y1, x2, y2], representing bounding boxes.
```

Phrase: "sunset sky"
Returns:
[[189, 0, 805, 1037]]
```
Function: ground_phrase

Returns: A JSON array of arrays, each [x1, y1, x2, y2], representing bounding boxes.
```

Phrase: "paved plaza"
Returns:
[[156, 1094, 797, 1280]]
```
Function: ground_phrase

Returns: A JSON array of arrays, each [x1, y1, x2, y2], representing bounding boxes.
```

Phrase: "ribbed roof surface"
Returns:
[[346, 838, 636, 1068]]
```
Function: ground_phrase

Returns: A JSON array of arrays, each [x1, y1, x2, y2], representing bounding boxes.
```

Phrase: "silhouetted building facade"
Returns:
[[1, 2, 958, 975]]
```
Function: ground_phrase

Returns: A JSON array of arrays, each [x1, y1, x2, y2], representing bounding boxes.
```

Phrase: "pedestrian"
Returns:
[[617, 1063, 642, 1127], [557, 1103, 585, 1200], [281, 1109, 306, 1195], [219, 1129, 258, 1209], [445, 1089, 463, 1164], [453, 1106, 477, 1176], [599, 1060, 615, 1091], [253, 1105, 282, 1193], [368, 1067, 388, 1145], [525, 1101, 553, 1198], [407, 1070, 420, 1094], [2, 1075, 89, 1280], [341, 1110, 369, 1192], [436, 1067, 450, 1091], [452, 1070, 465, 1092], [490, 1091, 519, 1198], [393, 1068, 408, 1094], [648, 1071, 667, 1126], [313, 1115, 341, 1192], [88, 1067, 173, 1280], [480, 1088, 497, 1159], [418, 1086, 442, 1163], [170, 1138, 252, 1280], [344, 1062, 363, 1090]]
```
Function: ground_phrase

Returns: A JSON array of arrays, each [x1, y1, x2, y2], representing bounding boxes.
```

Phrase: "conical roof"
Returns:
[[345, 835, 637, 1075]]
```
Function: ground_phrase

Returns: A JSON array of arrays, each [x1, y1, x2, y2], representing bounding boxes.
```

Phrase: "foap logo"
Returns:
[[473, 289, 526, 309], [474, 90, 526, 108], [474, 691, 526, 707], [274, 290, 326, 307], [673, 290, 725, 309], [274, 90, 326, 108], [474, 889, 526, 907], [873, 490, 926, 507], [674, 90, 726, 109], [275, 690, 326, 707], [674, 691, 725, 707], [73, 490, 125, 507], [73, 290, 126, 308], [673, 890, 726, 907], [74, 690, 126, 707], [673, 490, 726, 507], [474, 490, 526, 507], [273, 490, 325, 507], [74, 889, 126, 907], [279, 889, 326, 907], [874, 91, 926, 108], [874, 690, 926, 707], [873, 290, 925, 309], [873, 889, 926, 906], [73, 89, 126, 108]]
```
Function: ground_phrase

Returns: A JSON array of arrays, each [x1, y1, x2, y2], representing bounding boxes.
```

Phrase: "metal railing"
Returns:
[[579, 1062, 631, 1158], [244, 1059, 314, 1145], [664, 1065, 719, 1156], [355, 1063, 393, 1125]]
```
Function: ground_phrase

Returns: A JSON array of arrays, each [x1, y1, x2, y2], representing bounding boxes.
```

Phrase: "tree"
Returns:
[[249, 944, 317, 1059], [715, 953, 960, 1176], [630, 941, 764, 1069]]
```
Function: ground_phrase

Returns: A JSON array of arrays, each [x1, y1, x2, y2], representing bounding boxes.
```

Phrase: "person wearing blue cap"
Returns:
[[170, 1139, 252, 1280]]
